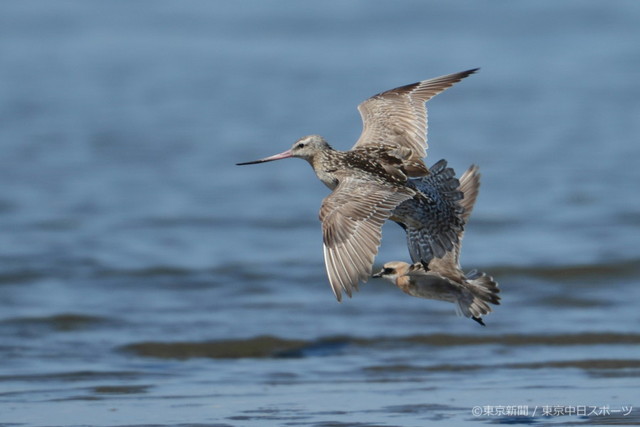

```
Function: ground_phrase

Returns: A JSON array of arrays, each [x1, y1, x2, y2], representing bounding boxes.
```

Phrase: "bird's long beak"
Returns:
[[236, 149, 293, 165], [372, 269, 383, 278]]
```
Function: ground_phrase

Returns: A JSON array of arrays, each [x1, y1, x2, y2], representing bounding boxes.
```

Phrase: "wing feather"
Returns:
[[352, 69, 478, 162], [320, 177, 414, 301], [428, 164, 481, 271]]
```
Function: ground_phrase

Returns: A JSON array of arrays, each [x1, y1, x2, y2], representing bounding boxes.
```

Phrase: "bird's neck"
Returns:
[[395, 275, 414, 294], [310, 149, 341, 190]]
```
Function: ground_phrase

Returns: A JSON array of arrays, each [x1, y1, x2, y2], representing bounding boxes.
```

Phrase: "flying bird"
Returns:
[[237, 69, 478, 300], [373, 165, 500, 325]]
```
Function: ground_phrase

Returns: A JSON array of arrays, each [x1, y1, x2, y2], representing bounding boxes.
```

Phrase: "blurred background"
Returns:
[[1, 1, 639, 425]]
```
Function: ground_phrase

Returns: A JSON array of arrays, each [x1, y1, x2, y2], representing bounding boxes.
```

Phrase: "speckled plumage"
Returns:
[[237, 69, 478, 301], [393, 159, 465, 265], [374, 165, 500, 325]]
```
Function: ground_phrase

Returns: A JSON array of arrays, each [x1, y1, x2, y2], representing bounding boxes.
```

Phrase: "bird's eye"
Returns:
[[383, 268, 395, 275], [296, 143, 304, 149]]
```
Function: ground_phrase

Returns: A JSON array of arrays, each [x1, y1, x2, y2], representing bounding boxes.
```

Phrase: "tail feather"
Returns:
[[455, 270, 500, 324], [466, 269, 501, 305]]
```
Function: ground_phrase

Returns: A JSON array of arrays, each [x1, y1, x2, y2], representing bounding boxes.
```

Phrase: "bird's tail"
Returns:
[[455, 270, 500, 326]]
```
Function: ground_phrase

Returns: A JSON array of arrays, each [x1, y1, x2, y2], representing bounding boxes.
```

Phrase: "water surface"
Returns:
[[1, 1, 639, 425]]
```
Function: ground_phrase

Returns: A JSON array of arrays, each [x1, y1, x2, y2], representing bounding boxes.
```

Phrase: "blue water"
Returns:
[[1, 1, 639, 426]]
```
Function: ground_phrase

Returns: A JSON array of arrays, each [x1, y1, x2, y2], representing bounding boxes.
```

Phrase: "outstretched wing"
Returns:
[[429, 164, 481, 270], [351, 69, 478, 163], [457, 164, 481, 225], [320, 176, 414, 301], [400, 159, 465, 265]]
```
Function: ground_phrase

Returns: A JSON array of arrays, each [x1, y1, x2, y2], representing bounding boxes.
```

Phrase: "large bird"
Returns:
[[238, 69, 477, 300]]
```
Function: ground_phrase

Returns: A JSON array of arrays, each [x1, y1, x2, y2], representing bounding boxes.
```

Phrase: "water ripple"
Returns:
[[119, 332, 640, 360]]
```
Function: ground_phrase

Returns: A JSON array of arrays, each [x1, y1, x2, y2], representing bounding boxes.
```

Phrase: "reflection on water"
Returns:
[[1, 0, 639, 425]]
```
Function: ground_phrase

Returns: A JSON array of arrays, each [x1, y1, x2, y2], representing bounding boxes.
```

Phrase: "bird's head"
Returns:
[[372, 261, 411, 282], [237, 135, 331, 165]]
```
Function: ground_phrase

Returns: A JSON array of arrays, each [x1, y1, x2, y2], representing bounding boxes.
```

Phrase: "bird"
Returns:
[[237, 69, 478, 301], [373, 165, 500, 325]]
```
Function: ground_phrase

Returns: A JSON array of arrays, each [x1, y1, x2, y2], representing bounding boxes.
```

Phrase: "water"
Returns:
[[1, 1, 639, 425]]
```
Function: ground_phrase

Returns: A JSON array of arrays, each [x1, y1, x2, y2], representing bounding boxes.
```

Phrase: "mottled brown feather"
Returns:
[[352, 69, 478, 173]]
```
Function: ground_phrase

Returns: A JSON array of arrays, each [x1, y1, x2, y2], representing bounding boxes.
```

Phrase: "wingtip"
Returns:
[[329, 276, 344, 303], [472, 316, 486, 326], [453, 68, 480, 81]]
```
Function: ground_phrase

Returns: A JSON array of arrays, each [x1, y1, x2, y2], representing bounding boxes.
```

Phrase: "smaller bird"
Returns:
[[373, 165, 500, 325]]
